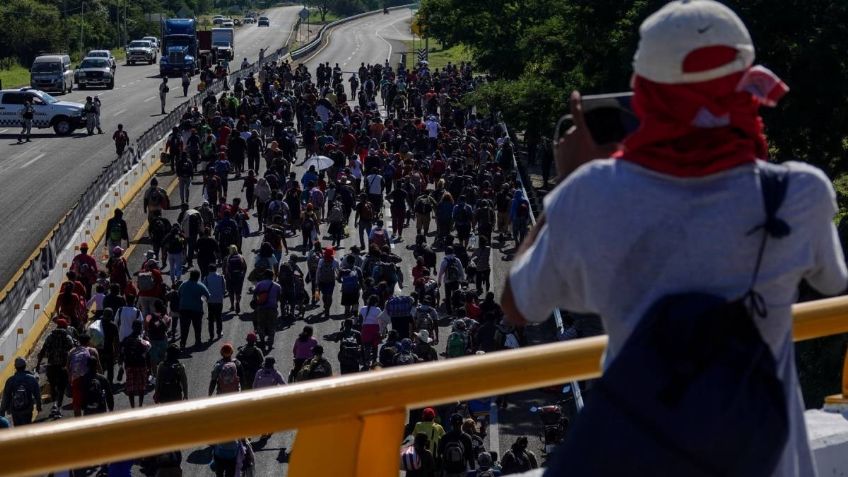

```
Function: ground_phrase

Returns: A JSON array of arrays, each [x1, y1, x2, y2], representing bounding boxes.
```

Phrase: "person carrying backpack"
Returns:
[[0, 358, 41, 426], [154, 345, 188, 403], [80, 356, 113, 416], [163, 224, 187, 284], [105, 209, 129, 258], [368, 219, 389, 250], [502, 2, 848, 475], [67, 334, 101, 417], [331, 319, 362, 375], [438, 414, 476, 477], [385, 294, 416, 340], [120, 320, 150, 408], [36, 319, 75, 418], [414, 193, 436, 236], [499, 436, 538, 474], [236, 332, 265, 390], [253, 357, 286, 389], [446, 320, 469, 359], [508, 190, 530, 248], [339, 260, 363, 317], [438, 246, 466, 314], [202, 264, 227, 340], [392, 338, 419, 367], [296, 345, 333, 381], [355, 193, 375, 249], [209, 343, 244, 395]]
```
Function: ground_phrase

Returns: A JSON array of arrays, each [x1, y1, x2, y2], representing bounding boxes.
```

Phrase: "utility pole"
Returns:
[[80, 1, 85, 59]]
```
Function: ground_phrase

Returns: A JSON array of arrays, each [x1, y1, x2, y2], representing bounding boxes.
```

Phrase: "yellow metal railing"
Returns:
[[1, 296, 848, 477]]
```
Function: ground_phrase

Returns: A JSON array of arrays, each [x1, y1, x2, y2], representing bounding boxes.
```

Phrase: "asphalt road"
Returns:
[[0, 5, 301, 291], [27, 8, 562, 474]]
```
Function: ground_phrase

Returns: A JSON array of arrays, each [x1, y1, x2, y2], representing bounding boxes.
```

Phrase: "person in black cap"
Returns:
[[0, 357, 41, 426]]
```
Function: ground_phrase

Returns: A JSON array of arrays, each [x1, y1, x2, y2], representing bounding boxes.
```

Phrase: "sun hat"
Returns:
[[633, 0, 754, 84], [414, 329, 432, 344]]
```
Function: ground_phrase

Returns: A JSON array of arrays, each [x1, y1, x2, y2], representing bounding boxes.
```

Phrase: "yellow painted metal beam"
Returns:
[[0, 296, 847, 476]]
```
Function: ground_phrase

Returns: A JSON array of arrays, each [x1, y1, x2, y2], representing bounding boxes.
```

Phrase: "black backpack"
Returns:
[[551, 167, 791, 477], [11, 382, 32, 412], [442, 438, 466, 473], [338, 335, 361, 365], [83, 375, 107, 414], [158, 362, 183, 401]]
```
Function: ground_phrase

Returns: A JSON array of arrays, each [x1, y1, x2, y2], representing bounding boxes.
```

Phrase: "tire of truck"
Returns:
[[108, 79, 115, 89], [129, 60, 134, 65], [52, 116, 73, 136]]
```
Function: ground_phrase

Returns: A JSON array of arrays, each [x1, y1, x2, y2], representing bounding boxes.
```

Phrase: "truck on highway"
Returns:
[[211, 28, 235, 61], [0, 88, 85, 135], [159, 18, 200, 76]]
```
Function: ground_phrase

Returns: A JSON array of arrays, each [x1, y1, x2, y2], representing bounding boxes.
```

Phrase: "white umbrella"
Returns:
[[303, 155, 334, 170]]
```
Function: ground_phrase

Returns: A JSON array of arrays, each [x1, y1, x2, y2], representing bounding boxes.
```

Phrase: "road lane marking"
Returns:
[[113, 108, 127, 117], [20, 153, 45, 169], [143, 96, 156, 102], [0, 129, 7, 133]]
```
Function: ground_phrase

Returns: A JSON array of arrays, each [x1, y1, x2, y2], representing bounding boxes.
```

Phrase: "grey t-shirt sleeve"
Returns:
[[801, 169, 848, 295], [509, 187, 587, 322]]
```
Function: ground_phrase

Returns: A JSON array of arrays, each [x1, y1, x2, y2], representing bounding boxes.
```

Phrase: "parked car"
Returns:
[[222, 19, 235, 28], [74, 57, 115, 89], [243, 16, 256, 24], [258, 16, 270, 27], [212, 15, 225, 25], [85, 50, 117, 71], [126, 40, 157, 65], [0, 88, 85, 135], [29, 55, 74, 94]]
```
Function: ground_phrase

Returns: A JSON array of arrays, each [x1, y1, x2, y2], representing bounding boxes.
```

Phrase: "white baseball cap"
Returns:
[[633, 0, 755, 84]]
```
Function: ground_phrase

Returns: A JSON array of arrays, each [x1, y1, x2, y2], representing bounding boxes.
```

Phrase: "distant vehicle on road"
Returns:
[[29, 54, 74, 94], [211, 28, 235, 61], [0, 88, 85, 135], [74, 57, 115, 89], [243, 17, 256, 24], [160, 18, 200, 76], [222, 19, 235, 28], [127, 40, 157, 65], [85, 50, 117, 71], [212, 15, 225, 25], [141, 36, 160, 52], [258, 16, 270, 27]]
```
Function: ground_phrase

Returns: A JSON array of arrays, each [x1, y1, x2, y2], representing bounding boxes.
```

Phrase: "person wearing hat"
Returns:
[[70, 242, 98, 299], [0, 357, 41, 426], [412, 329, 438, 362], [236, 332, 264, 390], [209, 343, 245, 396], [502, 1, 848, 476], [411, 407, 446, 458], [36, 318, 76, 418]]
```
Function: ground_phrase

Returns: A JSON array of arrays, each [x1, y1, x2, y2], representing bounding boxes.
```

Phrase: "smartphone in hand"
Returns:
[[555, 92, 639, 146]]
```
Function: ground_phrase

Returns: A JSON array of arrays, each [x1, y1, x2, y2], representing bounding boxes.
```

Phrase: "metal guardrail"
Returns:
[[1, 296, 847, 476], [500, 120, 585, 411], [289, 4, 417, 60]]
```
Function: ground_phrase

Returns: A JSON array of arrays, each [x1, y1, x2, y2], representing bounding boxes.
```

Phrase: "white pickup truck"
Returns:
[[0, 88, 85, 135], [211, 28, 235, 61]]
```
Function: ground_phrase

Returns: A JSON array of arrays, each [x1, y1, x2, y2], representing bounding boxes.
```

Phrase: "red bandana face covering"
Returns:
[[617, 61, 789, 178]]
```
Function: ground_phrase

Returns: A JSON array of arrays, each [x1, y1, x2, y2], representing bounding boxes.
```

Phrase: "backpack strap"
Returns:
[[744, 165, 791, 315]]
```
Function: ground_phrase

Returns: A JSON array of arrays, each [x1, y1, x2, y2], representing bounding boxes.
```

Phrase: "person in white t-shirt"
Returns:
[[502, 2, 847, 476]]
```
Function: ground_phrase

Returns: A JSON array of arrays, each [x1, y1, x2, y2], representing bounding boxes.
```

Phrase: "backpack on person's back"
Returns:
[[11, 382, 33, 413], [446, 332, 467, 358], [445, 257, 462, 283], [158, 361, 184, 402], [441, 438, 466, 473], [83, 374, 108, 414], [216, 360, 241, 393], [554, 168, 792, 476]]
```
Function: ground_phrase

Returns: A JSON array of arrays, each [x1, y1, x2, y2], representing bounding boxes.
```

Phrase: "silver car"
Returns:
[[85, 50, 117, 71], [127, 40, 157, 65], [74, 57, 115, 89]]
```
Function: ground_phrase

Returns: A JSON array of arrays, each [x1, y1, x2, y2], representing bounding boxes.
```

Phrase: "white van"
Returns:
[[30, 55, 74, 94]]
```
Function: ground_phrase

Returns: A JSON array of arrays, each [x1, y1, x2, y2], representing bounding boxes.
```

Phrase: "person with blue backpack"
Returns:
[[502, 1, 848, 476], [339, 256, 363, 318]]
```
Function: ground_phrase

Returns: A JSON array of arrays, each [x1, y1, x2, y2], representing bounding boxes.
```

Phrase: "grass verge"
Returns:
[[0, 61, 30, 89], [404, 39, 471, 71]]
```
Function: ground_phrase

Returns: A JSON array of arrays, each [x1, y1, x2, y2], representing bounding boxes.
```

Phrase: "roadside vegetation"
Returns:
[[405, 39, 471, 71]]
